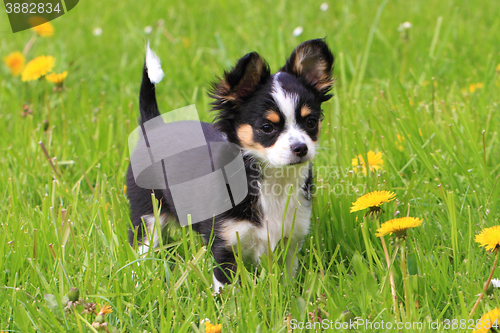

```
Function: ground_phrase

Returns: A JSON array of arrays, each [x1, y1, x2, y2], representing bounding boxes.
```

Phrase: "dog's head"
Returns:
[[210, 39, 334, 166]]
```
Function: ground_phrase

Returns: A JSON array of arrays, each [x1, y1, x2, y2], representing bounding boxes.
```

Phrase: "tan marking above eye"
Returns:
[[237, 124, 266, 153], [266, 111, 280, 123], [301, 106, 311, 118]]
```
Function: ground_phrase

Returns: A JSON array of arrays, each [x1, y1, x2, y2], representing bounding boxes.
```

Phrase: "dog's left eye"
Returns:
[[261, 123, 275, 134], [306, 117, 318, 129]]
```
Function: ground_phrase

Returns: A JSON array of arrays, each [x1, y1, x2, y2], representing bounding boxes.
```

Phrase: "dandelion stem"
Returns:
[[360, 218, 375, 278], [380, 234, 398, 317], [39, 141, 61, 181], [400, 238, 411, 319], [380, 239, 401, 320], [469, 250, 499, 318], [23, 35, 37, 56], [375, 217, 399, 318]]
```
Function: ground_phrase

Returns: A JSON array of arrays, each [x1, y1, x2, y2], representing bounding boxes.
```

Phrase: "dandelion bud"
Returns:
[[339, 310, 355, 322], [95, 313, 105, 324], [68, 287, 79, 302], [485, 281, 494, 296]]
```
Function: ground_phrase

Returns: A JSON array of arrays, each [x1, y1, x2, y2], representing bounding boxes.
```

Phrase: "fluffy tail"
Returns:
[[139, 42, 164, 124]]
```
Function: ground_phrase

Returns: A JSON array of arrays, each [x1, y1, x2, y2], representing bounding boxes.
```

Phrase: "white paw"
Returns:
[[213, 273, 225, 294]]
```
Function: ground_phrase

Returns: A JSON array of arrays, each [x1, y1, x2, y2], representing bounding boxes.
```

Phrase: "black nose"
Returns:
[[291, 143, 308, 158]]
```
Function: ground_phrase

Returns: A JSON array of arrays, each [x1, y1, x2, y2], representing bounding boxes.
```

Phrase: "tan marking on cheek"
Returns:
[[266, 111, 280, 123], [301, 106, 311, 118], [237, 124, 253, 145], [237, 124, 266, 153]]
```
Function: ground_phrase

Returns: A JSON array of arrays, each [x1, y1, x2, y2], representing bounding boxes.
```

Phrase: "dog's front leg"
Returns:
[[283, 240, 301, 279], [211, 245, 237, 293]]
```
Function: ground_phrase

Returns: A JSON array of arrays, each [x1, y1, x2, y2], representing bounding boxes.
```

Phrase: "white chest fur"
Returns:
[[221, 164, 312, 263]]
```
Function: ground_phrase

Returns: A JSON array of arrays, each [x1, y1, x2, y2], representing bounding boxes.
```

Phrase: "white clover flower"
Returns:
[[398, 22, 412, 32], [292, 26, 303, 37], [144, 26, 153, 34], [491, 278, 500, 288], [93, 27, 102, 36], [320, 3, 328, 11]]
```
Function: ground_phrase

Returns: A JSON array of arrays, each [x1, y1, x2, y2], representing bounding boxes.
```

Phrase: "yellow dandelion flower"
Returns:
[[46, 71, 67, 85], [350, 190, 396, 213], [204, 322, 222, 333], [395, 134, 405, 151], [496, 64, 500, 72], [3, 51, 25, 76], [475, 226, 500, 252], [375, 217, 422, 237], [98, 304, 113, 315], [469, 83, 484, 93], [473, 308, 500, 333], [29, 16, 54, 37], [352, 150, 384, 175], [21, 55, 55, 82]]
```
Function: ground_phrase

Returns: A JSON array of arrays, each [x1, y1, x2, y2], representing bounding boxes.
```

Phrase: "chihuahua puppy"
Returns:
[[127, 39, 334, 292]]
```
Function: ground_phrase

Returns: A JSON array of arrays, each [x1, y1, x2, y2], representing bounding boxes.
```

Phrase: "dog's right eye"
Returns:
[[261, 123, 275, 134]]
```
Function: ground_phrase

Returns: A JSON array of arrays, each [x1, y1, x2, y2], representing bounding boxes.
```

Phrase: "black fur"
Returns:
[[139, 64, 161, 124]]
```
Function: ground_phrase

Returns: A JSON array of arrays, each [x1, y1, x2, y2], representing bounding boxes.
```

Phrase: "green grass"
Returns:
[[1, 0, 500, 331]]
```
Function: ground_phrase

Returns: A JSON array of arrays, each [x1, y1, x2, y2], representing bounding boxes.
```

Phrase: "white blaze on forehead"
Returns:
[[264, 74, 317, 166], [271, 75, 298, 127]]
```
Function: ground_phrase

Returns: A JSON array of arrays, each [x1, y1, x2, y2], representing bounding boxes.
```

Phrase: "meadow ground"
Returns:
[[1, 0, 500, 331]]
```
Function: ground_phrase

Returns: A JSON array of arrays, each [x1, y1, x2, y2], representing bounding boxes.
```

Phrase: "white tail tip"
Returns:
[[145, 42, 164, 84]]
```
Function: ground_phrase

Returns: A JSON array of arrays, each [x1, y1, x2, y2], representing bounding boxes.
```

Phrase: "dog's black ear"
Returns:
[[281, 39, 334, 99], [211, 52, 270, 105]]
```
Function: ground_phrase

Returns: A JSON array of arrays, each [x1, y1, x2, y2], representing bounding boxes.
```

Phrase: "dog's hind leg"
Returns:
[[138, 213, 169, 255]]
